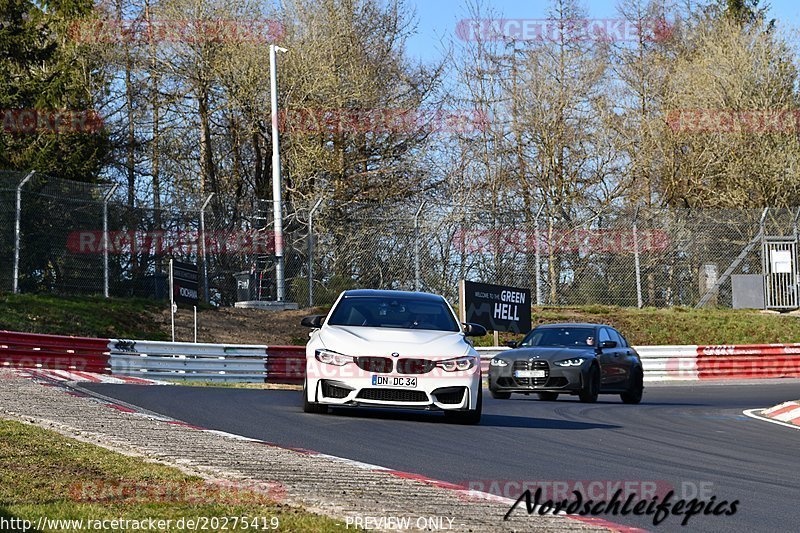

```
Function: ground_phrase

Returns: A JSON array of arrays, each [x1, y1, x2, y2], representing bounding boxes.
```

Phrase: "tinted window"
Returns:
[[598, 328, 612, 343], [327, 296, 460, 332], [521, 327, 597, 348], [609, 329, 625, 347]]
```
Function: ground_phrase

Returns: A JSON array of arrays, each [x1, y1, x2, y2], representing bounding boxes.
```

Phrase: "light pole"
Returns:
[[270, 44, 288, 301]]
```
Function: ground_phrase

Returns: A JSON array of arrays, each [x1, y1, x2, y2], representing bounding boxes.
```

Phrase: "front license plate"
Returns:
[[372, 375, 418, 388], [515, 370, 546, 378]]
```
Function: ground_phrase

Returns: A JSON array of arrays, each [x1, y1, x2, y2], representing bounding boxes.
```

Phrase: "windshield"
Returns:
[[520, 327, 596, 348], [327, 295, 460, 332]]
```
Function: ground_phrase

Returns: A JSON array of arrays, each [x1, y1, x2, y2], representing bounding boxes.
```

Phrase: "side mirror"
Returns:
[[599, 340, 617, 349], [462, 323, 487, 337], [505, 341, 518, 348], [301, 315, 325, 328]]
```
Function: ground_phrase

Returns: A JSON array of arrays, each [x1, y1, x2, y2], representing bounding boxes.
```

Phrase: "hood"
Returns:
[[501, 346, 596, 361], [318, 325, 470, 358]]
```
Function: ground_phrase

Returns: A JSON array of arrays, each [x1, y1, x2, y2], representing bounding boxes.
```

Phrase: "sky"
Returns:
[[403, 0, 800, 62]]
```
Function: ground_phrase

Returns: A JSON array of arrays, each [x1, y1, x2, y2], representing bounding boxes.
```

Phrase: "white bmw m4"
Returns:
[[301, 289, 487, 424]]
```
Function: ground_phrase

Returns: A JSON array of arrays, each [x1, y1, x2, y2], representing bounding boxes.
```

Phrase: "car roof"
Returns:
[[534, 323, 606, 329], [341, 289, 445, 302]]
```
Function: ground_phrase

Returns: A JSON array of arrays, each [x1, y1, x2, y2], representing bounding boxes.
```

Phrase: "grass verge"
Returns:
[[473, 305, 800, 346], [0, 419, 345, 532], [0, 293, 167, 340]]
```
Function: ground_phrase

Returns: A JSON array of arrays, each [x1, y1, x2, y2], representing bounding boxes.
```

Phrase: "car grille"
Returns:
[[433, 387, 466, 404], [396, 358, 437, 374], [512, 360, 549, 387], [356, 388, 428, 402], [496, 376, 567, 389], [321, 381, 352, 399], [354, 357, 393, 373]]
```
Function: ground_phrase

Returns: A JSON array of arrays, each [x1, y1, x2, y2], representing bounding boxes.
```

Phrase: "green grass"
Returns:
[[473, 305, 800, 346], [0, 419, 345, 532], [0, 293, 168, 339]]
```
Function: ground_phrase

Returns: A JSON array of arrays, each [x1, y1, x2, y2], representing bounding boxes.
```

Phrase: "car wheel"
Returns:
[[490, 388, 511, 400], [302, 379, 328, 414], [445, 387, 482, 424], [579, 365, 600, 403], [537, 392, 559, 401], [621, 367, 644, 404]]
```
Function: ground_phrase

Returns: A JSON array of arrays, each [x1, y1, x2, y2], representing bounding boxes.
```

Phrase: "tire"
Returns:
[[579, 365, 600, 403], [302, 379, 329, 414], [537, 392, 559, 401], [445, 387, 482, 424], [621, 367, 644, 404], [490, 388, 511, 400]]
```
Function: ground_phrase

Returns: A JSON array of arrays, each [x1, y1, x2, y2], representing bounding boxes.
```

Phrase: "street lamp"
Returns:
[[270, 44, 288, 301]]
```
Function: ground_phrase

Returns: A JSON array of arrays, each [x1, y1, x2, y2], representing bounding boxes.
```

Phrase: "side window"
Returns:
[[598, 328, 611, 343], [611, 329, 627, 347]]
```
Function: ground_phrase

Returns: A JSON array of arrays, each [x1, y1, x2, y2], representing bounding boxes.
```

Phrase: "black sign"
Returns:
[[461, 280, 532, 334], [172, 260, 199, 306]]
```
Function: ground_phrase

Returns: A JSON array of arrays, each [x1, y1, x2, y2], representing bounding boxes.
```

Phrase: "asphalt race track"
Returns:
[[80, 381, 800, 533]]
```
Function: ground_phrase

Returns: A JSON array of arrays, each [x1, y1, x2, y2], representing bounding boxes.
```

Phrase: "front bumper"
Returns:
[[488, 361, 588, 393], [306, 360, 481, 411]]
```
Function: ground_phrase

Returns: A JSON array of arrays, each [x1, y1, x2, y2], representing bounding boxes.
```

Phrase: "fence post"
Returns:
[[414, 201, 427, 292], [534, 205, 544, 306], [308, 197, 323, 307], [199, 193, 214, 303], [102, 184, 119, 298], [12, 171, 35, 294], [632, 208, 643, 308]]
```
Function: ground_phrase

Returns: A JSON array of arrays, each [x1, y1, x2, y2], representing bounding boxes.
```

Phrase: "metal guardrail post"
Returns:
[[199, 193, 214, 303], [12, 171, 35, 294], [102, 184, 119, 298]]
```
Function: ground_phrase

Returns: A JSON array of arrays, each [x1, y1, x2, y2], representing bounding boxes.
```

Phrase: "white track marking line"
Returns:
[[743, 408, 800, 431]]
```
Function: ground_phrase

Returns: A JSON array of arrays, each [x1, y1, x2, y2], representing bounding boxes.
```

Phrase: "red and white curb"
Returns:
[[12, 369, 645, 533], [743, 400, 800, 430], [22, 368, 168, 385]]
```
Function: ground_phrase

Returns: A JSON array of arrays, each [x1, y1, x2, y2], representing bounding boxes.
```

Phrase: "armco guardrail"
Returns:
[[108, 339, 269, 382], [263, 346, 305, 384], [3, 329, 800, 383], [636, 345, 700, 381], [0, 330, 110, 374], [696, 344, 800, 379]]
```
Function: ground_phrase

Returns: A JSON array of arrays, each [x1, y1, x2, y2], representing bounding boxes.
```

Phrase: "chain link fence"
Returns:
[[1, 170, 798, 309]]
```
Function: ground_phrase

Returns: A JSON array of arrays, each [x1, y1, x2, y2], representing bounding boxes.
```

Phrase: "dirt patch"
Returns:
[[154, 306, 324, 345]]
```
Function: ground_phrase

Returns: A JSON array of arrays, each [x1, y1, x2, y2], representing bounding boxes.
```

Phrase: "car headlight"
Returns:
[[490, 358, 508, 367], [437, 356, 477, 372], [553, 358, 586, 367], [314, 349, 354, 366]]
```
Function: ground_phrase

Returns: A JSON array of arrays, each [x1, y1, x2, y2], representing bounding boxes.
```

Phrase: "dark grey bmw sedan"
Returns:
[[487, 323, 644, 403]]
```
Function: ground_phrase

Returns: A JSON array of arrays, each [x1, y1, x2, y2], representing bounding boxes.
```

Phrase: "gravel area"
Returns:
[[0, 370, 611, 532]]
